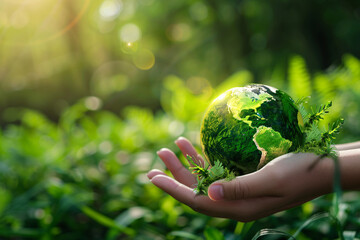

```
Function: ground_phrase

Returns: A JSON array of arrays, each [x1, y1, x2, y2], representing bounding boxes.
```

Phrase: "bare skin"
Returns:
[[147, 137, 360, 222]]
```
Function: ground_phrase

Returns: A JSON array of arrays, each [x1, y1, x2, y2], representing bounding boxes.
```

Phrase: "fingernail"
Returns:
[[208, 184, 224, 201]]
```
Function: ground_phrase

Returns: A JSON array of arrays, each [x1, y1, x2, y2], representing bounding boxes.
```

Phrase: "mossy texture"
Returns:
[[200, 84, 304, 175]]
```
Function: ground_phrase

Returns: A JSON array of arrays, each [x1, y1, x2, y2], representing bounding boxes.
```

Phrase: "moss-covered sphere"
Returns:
[[200, 84, 304, 175]]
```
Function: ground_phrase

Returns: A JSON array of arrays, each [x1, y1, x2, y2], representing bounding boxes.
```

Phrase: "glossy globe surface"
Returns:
[[200, 84, 304, 175]]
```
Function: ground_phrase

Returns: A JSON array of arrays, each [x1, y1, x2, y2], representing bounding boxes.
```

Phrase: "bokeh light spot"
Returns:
[[168, 120, 185, 137], [84, 96, 102, 111], [119, 23, 141, 43], [167, 23, 192, 42], [99, 141, 113, 154], [132, 49, 155, 70], [99, 0, 123, 21]]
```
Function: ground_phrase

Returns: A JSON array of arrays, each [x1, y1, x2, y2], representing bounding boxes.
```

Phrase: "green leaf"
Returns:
[[168, 231, 202, 240], [208, 161, 225, 179], [288, 55, 312, 100], [0, 187, 11, 215], [80, 206, 135, 236], [204, 226, 225, 240], [234, 221, 255, 236], [251, 229, 295, 240]]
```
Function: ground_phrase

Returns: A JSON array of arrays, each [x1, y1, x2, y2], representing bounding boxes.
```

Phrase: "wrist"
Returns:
[[339, 149, 360, 191]]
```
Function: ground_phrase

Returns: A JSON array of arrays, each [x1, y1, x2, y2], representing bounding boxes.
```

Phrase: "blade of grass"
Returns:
[[292, 212, 330, 239], [204, 226, 225, 240], [234, 221, 255, 236], [168, 231, 203, 240], [252, 229, 296, 240], [80, 206, 135, 237], [332, 155, 345, 240]]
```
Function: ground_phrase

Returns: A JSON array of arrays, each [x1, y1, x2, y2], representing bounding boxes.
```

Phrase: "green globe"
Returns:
[[200, 84, 304, 175]]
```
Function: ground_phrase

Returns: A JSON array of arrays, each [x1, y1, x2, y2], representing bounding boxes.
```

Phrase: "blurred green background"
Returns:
[[0, 0, 360, 239]]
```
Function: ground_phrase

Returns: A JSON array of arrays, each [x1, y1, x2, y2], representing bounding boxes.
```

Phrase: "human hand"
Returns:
[[147, 137, 335, 222]]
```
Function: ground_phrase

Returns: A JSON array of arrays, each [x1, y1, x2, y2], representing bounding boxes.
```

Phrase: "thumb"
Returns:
[[208, 172, 275, 201]]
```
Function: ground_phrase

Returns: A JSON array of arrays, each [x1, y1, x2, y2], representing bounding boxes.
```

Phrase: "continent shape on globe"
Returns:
[[200, 84, 304, 175]]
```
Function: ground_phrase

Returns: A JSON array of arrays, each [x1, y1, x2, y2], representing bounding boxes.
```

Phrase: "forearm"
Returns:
[[335, 141, 360, 151], [339, 148, 360, 191]]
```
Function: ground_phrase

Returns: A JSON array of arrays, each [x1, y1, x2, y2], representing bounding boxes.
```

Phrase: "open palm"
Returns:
[[148, 137, 338, 222]]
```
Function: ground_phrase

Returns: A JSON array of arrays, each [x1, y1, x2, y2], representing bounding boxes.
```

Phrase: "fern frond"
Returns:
[[187, 155, 209, 178], [187, 157, 235, 195], [304, 101, 332, 131], [321, 118, 344, 144]]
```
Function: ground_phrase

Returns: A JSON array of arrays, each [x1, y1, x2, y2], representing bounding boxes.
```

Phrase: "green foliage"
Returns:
[[188, 156, 235, 195], [0, 56, 360, 239], [2, 0, 360, 120], [289, 55, 312, 100], [296, 100, 344, 159], [1, 1, 360, 238]]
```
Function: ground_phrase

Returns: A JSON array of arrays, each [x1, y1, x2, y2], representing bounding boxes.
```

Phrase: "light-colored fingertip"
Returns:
[[149, 174, 170, 186], [147, 169, 167, 180], [147, 169, 160, 180]]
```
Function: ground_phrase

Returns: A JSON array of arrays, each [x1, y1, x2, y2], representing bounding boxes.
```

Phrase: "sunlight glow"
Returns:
[[2, 0, 90, 45], [0, 13, 9, 28], [120, 41, 139, 54], [10, 10, 29, 29]]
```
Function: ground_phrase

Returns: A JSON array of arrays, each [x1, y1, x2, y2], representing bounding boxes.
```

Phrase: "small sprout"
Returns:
[[296, 101, 344, 163], [187, 155, 235, 195]]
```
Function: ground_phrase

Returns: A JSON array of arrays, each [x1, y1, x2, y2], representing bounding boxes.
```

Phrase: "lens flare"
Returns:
[[2, 0, 90, 46]]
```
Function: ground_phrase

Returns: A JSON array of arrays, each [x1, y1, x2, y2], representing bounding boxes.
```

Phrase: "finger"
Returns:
[[175, 137, 206, 168], [208, 169, 279, 201], [150, 174, 199, 206], [149, 174, 235, 218], [150, 174, 285, 221], [157, 148, 197, 187], [147, 169, 167, 180], [150, 174, 303, 222]]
